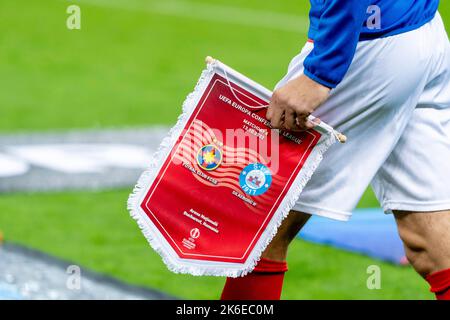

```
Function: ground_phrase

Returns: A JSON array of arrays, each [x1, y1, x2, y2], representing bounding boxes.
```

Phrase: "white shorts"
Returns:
[[276, 13, 450, 221]]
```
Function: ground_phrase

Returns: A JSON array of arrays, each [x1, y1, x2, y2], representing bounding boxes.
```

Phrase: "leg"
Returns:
[[221, 211, 310, 300], [261, 210, 311, 261], [221, 11, 448, 301], [371, 33, 450, 298], [394, 210, 450, 299], [222, 19, 433, 299]]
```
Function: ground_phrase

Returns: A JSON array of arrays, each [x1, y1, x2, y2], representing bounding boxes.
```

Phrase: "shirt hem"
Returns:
[[303, 68, 337, 89]]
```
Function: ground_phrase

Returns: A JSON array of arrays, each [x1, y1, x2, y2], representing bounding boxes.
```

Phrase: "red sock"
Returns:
[[220, 258, 288, 300], [426, 268, 450, 300]]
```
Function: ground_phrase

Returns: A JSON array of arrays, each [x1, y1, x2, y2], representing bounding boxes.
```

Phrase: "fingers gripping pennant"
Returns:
[[127, 57, 345, 277]]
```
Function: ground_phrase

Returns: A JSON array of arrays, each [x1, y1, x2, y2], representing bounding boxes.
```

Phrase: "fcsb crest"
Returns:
[[196, 144, 223, 171]]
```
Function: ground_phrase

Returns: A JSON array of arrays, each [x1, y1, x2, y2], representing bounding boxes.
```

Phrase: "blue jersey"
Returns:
[[304, 0, 440, 88]]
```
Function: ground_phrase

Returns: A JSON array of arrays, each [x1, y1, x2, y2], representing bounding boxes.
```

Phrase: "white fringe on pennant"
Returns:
[[127, 59, 336, 277]]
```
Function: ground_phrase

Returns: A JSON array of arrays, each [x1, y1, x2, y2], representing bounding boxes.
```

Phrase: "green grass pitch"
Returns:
[[0, 0, 449, 299]]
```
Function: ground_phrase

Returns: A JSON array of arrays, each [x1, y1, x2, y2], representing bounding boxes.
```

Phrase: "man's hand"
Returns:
[[267, 74, 331, 131]]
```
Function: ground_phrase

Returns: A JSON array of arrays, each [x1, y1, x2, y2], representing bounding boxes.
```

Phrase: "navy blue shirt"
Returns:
[[305, 0, 440, 88]]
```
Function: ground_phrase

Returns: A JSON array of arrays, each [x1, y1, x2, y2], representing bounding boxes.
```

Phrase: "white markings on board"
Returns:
[[0, 154, 30, 178], [0, 144, 152, 177]]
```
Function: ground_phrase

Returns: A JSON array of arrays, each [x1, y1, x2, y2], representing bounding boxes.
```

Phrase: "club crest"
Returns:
[[196, 144, 223, 171], [239, 163, 272, 196]]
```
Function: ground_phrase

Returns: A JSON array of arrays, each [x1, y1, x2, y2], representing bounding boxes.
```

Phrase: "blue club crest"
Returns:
[[239, 163, 272, 196]]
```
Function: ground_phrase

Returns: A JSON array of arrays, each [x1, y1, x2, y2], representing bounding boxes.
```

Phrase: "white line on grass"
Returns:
[[70, 0, 309, 33]]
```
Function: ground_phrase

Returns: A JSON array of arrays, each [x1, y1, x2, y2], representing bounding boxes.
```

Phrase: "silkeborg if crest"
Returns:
[[239, 163, 272, 196]]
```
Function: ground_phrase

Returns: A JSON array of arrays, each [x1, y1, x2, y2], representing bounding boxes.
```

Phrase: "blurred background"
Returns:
[[0, 0, 449, 300]]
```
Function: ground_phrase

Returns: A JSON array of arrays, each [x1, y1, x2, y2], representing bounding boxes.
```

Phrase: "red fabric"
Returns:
[[139, 73, 322, 266], [220, 258, 288, 300], [426, 268, 450, 300]]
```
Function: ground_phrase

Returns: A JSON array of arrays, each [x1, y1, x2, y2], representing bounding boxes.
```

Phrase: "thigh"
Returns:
[[394, 210, 450, 242]]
